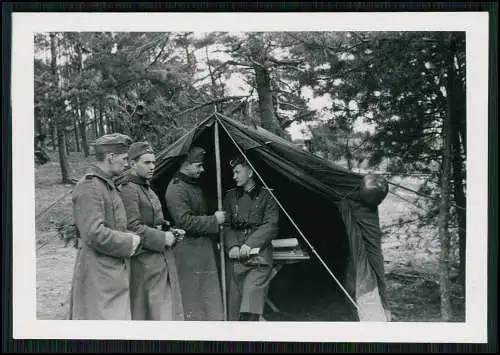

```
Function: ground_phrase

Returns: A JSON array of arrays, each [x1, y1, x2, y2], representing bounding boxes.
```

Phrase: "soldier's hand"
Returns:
[[214, 210, 227, 225], [239, 244, 251, 259], [172, 228, 186, 241], [165, 231, 176, 247], [228, 246, 240, 259]]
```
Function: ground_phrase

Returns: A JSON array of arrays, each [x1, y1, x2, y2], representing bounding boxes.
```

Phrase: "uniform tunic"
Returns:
[[68, 165, 136, 320], [222, 184, 279, 319], [119, 174, 184, 321], [164, 172, 224, 321]]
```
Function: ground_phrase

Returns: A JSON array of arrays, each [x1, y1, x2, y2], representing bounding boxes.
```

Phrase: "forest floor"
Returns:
[[34, 151, 465, 322]]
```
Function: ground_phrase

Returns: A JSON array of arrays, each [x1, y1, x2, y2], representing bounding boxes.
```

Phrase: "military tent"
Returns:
[[147, 112, 390, 322]]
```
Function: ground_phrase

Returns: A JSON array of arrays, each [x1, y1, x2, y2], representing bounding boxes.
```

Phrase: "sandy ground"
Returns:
[[36, 233, 77, 319]]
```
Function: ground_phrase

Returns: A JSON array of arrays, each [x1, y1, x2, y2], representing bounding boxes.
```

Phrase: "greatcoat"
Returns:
[[164, 172, 224, 321], [119, 173, 184, 321], [68, 165, 136, 320]]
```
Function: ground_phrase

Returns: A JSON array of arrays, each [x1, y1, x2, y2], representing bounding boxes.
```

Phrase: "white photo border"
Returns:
[[12, 11, 489, 343]]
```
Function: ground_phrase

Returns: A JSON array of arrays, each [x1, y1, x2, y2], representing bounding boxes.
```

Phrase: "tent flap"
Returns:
[[338, 200, 388, 320], [148, 113, 389, 321]]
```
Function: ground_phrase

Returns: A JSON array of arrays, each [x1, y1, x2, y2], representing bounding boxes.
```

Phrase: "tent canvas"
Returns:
[[143, 112, 389, 322]]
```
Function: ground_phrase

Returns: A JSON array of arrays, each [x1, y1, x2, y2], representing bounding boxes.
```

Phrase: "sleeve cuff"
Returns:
[[129, 235, 141, 256], [226, 243, 240, 252]]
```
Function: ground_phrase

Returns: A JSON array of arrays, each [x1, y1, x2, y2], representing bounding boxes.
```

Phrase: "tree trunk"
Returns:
[[450, 40, 467, 288], [55, 124, 71, 183], [451, 125, 466, 287], [73, 113, 81, 152], [77, 103, 89, 157], [455, 79, 467, 154], [76, 41, 89, 157], [79, 119, 89, 157], [108, 117, 113, 133], [92, 106, 99, 139], [254, 64, 277, 134], [50, 120, 56, 151], [438, 41, 455, 321], [35, 116, 43, 137], [50, 33, 71, 184], [345, 138, 353, 170], [450, 58, 467, 288], [99, 100, 105, 135], [65, 131, 71, 155], [107, 105, 115, 133]]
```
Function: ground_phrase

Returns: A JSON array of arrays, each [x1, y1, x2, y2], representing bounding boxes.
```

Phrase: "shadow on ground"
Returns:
[[263, 261, 358, 322]]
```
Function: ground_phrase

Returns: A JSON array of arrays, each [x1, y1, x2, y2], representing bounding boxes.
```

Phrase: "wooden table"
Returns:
[[265, 249, 311, 313]]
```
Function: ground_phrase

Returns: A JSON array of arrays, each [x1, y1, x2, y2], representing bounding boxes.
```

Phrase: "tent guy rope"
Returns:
[[388, 180, 465, 211], [215, 113, 361, 314]]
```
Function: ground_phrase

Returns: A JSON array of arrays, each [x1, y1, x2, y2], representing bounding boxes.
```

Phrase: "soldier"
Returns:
[[68, 133, 141, 320], [119, 142, 186, 321], [164, 146, 226, 321], [223, 155, 279, 321]]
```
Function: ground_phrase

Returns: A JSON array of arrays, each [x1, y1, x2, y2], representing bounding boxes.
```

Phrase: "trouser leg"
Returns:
[[239, 265, 273, 316], [227, 260, 242, 321]]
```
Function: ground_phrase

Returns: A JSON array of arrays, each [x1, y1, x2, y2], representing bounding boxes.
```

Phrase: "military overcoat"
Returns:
[[164, 172, 224, 321], [68, 165, 136, 320], [119, 174, 184, 321]]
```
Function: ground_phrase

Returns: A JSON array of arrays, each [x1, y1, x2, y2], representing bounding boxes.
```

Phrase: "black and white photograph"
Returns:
[[11, 11, 491, 343]]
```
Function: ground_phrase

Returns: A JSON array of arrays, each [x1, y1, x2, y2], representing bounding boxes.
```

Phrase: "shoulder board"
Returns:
[[73, 174, 92, 187], [226, 187, 238, 192], [82, 173, 114, 189], [82, 173, 106, 184]]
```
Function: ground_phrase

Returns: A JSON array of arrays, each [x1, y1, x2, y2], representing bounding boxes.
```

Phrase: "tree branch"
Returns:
[[135, 34, 168, 59], [247, 56, 266, 69], [268, 56, 304, 66], [274, 78, 299, 95], [349, 136, 371, 152], [149, 40, 168, 66], [280, 111, 315, 129], [274, 64, 305, 72], [226, 59, 253, 68], [285, 32, 363, 57], [178, 96, 250, 115], [190, 59, 253, 86], [225, 96, 252, 117], [220, 40, 245, 53], [277, 101, 308, 111]]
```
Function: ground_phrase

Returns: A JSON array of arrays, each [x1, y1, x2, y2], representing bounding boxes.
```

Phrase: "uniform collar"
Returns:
[[237, 183, 261, 199], [175, 171, 201, 186], [127, 173, 150, 186], [89, 165, 116, 188]]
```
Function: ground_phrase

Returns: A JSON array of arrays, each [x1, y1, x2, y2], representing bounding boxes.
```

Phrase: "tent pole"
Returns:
[[215, 114, 361, 314], [214, 119, 228, 321]]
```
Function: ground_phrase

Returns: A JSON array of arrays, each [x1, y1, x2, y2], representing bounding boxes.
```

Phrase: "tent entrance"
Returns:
[[149, 114, 386, 321], [187, 122, 358, 321], [250, 160, 358, 321]]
